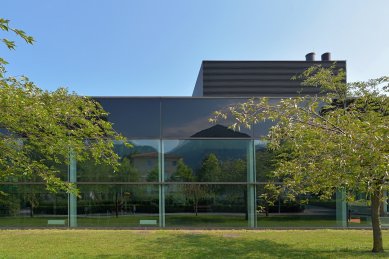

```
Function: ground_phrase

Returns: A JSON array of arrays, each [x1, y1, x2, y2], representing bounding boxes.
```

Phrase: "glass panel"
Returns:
[[78, 140, 159, 182], [77, 184, 159, 227], [161, 98, 252, 138], [255, 140, 276, 182], [347, 193, 372, 227], [165, 184, 247, 227], [163, 139, 251, 182], [256, 185, 338, 227], [0, 185, 67, 227], [253, 120, 274, 139], [95, 98, 161, 138]]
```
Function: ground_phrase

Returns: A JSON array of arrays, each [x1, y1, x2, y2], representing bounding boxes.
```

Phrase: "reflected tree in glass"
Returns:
[[171, 159, 208, 216]]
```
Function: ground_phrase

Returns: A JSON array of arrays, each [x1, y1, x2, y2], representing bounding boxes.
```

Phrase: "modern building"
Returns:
[[2, 53, 371, 229]]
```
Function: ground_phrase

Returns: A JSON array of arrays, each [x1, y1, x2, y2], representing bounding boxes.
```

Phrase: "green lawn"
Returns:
[[0, 229, 388, 258], [0, 214, 372, 228]]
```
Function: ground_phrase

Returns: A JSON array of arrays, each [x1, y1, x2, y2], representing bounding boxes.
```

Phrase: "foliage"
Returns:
[[172, 159, 195, 182], [0, 192, 20, 216], [0, 19, 127, 194], [117, 156, 140, 182], [199, 153, 222, 182], [147, 167, 159, 182], [0, 18, 34, 66], [211, 63, 389, 252], [170, 159, 209, 216]]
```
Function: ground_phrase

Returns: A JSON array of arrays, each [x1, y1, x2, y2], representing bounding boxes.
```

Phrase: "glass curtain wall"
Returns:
[[163, 139, 255, 228], [0, 151, 68, 228], [76, 140, 160, 228], [0, 97, 376, 228], [0, 184, 67, 227]]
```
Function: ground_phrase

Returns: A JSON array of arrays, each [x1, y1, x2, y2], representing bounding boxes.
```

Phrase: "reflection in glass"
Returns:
[[161, 98, 252, 138], [255, 140, 278, 182], [165, 184, 247, 227], [347, 194, 372, 227], [163, 139, 251, 182], [77, 185, 159, 227], [0, 185, 67, 227], [256, 185, 338, 227], [78, 140, 159, 182], [95, 98, 161, 138]]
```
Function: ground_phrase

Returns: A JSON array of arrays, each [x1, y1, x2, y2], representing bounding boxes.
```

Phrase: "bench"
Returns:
[[139, 219, 157, 226], [47, 220, 66, 226], [349, 218, 361, 223]]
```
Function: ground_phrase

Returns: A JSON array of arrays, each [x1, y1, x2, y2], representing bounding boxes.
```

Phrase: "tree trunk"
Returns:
[[115, 192, 119, 218], [194, 196, 198, 216], [30, 205, 34, 218], [371, 190, 384, 253]]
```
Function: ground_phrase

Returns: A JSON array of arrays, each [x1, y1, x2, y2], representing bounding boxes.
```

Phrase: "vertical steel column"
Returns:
[[336, 188, 347, 227], [247, 140, 256, 228], [158, 140, 165, 227], [68, 150, 77, 228]]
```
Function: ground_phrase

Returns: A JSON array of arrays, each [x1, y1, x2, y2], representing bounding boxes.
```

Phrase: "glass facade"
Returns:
[[0, 97, 377, 228], [0, 184, 67, 227]]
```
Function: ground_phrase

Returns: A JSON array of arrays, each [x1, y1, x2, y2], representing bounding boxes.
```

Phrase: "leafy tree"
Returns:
[[0, 19, 126, 195], [171, 159, 195, 182], [24, 191, 39, 218], [171, 159, 208, 216], [212, 64, 389, 253], [147, 167, 159, 182], [221, 159, 249, 218], [199, 153, 222, 182], [118, 156, 140, 182]]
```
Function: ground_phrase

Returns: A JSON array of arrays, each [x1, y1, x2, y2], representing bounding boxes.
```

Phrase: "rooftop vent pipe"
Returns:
[[305, 52, 315, 61], [321, 52, 331, 61]]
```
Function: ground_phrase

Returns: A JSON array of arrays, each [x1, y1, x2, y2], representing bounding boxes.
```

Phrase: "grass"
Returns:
[[0, 214, 372, 228], [0, 229, 388, 258]]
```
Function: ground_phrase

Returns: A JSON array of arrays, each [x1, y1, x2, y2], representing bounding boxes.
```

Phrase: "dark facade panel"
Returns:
[[95, 97, 161, 138], [161, 97, 253, 138], [94, 97, 255, 139], [194, 60, 346, 97]]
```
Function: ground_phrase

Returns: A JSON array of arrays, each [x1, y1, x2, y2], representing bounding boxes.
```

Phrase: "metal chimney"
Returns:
[[305, 52, 315, 61], [321, 52, 331, 61]]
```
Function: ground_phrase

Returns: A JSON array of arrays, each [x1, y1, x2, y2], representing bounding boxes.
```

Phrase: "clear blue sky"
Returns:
[[2, 0, 389, 96]]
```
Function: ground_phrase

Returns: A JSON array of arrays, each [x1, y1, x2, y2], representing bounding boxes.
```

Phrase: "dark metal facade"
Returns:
[[193, 60, 347, 97]]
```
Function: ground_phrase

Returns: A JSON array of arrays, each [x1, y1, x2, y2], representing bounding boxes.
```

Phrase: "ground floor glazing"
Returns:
[[0, 139, 383, 228]]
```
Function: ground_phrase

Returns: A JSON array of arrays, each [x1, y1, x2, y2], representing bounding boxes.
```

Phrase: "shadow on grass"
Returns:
[[74, 233, 389, 259]]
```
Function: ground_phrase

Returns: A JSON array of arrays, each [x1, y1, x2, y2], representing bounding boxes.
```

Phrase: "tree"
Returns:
[[171, 159, 195, 182], [25, 189, 40, 218], [211, 64, 389, 253], [146, 167, 159, 182], [171, 159, 208, 216], [221, 159, 249, 218], [0, 19, 126, 195], [199, 153, 222, 182]]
